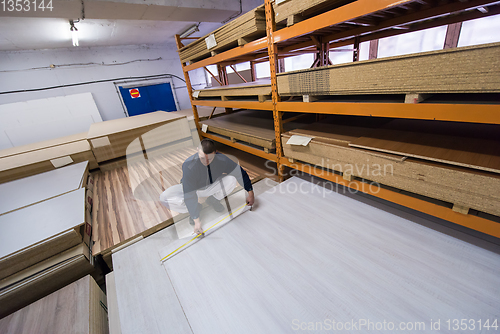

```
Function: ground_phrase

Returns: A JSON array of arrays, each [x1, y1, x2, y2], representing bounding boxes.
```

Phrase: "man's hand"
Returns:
[[193, 218, 203, 235], [246, 190, 255, 206]]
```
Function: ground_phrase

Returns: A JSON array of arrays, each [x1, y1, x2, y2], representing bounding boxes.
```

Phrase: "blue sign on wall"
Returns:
[[119, 82, 177, 117]]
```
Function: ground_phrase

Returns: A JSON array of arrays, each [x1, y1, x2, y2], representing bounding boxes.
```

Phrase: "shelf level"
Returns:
[[280, 158, 500, 239]]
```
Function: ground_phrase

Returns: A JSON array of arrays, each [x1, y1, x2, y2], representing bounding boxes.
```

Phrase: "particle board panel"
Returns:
[[200, 109, 312, 149], [273, 0, 355, 24], [195, 79, 271, 98], [277, 42, 500, 96], [282, 132, 500, 216], [349, 128, 500, 174], [178, 5, 266, 63], [0, 161, 88, 216], [0, 243, 93, 319], [111, 179, 279, 334], [0, 140, 97, 184], [159, 177, 500, 333], [92, 147, 262, 256], [87, 111, 186, 163], [0, 274, 107, 334]]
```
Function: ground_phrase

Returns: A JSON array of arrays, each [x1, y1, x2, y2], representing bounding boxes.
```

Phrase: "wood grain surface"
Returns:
[[0, 275, 108, 334], [92, 147, 261, 256], [196, 79, 271, 98], [160, 177, 500, 333]]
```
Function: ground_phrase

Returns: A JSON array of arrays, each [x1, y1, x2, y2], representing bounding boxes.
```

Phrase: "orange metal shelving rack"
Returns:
[[176, 0, 500, 239]]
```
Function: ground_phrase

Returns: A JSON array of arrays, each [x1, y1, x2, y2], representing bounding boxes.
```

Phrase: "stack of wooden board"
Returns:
[[282, 118, 500, 217], [0, 132, 98, 184], [0, 162, 92, 317], [277, 42, 500, 96], [0, 275, 108, 333], [200, 109, 313, 152], [274, 0, 355, 25], [87, 111, 187, 166], [193, 79, 272, 102], [178, 5, 266, 64]]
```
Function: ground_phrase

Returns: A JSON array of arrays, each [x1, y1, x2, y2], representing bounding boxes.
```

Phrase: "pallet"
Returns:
[[273, 0, 355, 26]]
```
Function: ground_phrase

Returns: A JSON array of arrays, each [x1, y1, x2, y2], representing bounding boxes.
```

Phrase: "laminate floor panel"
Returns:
[[160, 177, 500, 334], [111, 178, 278, 334], [0, 161, 88, 215], [92, 148, 263, 255]]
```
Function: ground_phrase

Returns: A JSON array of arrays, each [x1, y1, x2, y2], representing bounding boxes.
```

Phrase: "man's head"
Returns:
[[198, 138, 217, 166]]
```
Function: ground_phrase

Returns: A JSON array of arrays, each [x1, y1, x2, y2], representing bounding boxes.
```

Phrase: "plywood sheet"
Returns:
[[200, 109, 311, 149], [283, 129, 500, 215], [350, 128, 500, 173], [0, 161, 88, 216], [106, 272, 122, 334], [92, 147, 262, 256], [159, 177, 500, 333], [278, 42, 500, 96], [0, 188, 85, 260]]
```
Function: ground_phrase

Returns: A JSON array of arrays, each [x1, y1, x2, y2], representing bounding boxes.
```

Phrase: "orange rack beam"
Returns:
[[193, 100, 274, 111]]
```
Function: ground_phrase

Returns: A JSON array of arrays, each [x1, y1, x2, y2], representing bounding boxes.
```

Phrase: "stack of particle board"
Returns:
[[274, 0, 355, 25], [200, 109, 312, 151], [282, 118, 500, 217], [0, 275, 108, 334], [277, 42, 500, 96], [193, 79, 272, 101], [178, 5, 266, 64], [0, 162, 92, 317], [86, 111, 188, 166], [0, 132, 98, 184]]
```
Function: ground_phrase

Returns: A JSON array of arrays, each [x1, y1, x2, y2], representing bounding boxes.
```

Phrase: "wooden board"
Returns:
[[273, 0, 354, 24], [201, 109, 312, 149], [110, 179, 279, 333], [87, 111, 186, 163], [282, 132, 500, 216], [172, 106, 226, 121], [0, 243, 93, 319], [0, 274, 107, 333], [158, 177, 500, 333], [278, 42, 500, 96], [178, 5, 266, 63], [349, 127, 500, 174], [195, 79, 271, 98], [92, 146, 262, 257], [0, 140, 97, 184], [0, 161, 88, 216]]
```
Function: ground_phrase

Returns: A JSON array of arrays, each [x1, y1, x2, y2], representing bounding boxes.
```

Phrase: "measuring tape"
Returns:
[[160, 203, 248, 262]]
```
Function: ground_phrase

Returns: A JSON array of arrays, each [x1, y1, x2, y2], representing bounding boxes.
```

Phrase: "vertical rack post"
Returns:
[[265, 0, 284, 181], [175, 34, 202, 137]]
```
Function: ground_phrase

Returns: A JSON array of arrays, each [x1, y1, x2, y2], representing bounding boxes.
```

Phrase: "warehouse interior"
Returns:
[[1, 0, 500, 333]]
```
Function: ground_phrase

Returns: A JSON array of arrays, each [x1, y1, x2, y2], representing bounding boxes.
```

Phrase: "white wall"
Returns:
[[0, 43, 207, 121]]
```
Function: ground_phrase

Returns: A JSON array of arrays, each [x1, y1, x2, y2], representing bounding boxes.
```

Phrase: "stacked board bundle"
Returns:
[[282, 118, 500, 217], [277, 42, 500, 96], [178, 5, 266, 64], [273, 0, 355, 25]]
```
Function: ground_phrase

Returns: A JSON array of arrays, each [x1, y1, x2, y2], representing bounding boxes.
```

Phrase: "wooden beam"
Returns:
[[369, 39, 379, 59], [444, 22, 463, 49]]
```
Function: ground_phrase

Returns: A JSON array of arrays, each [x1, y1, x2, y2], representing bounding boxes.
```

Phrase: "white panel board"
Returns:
[[0, 188, 85, 259], [0, 161, 88, 215], [159, 177, 500, 333]]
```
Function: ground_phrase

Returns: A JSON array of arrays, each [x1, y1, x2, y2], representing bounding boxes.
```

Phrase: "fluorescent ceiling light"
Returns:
[[180, 24, 199, 38]]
